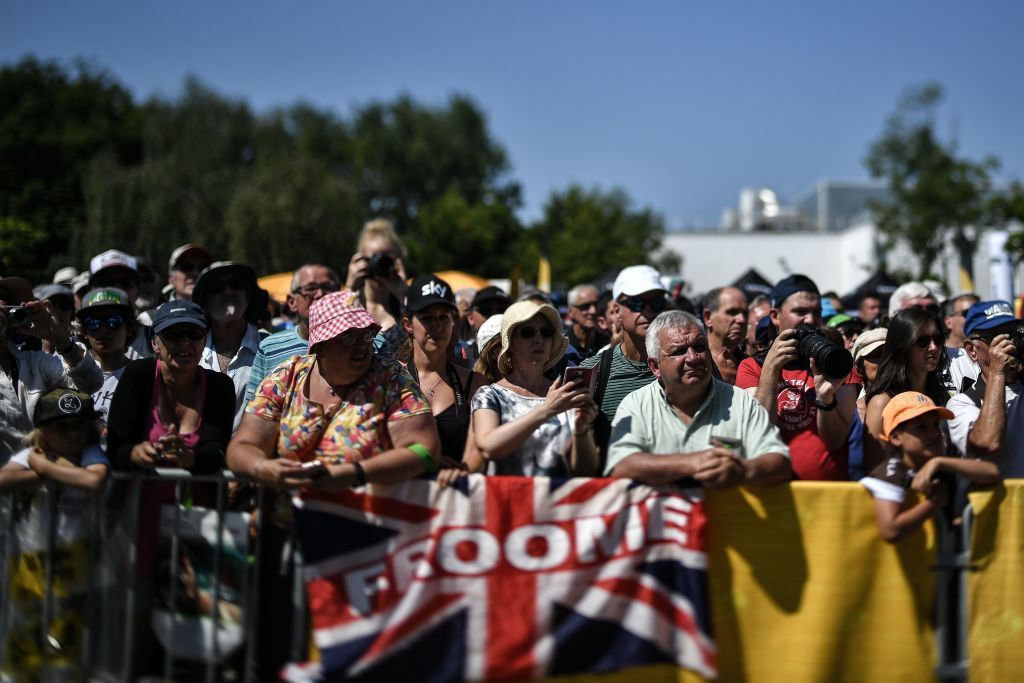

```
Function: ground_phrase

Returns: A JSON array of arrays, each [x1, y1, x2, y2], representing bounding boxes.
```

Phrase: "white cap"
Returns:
[[52, 266, 79, 286], [612, 265, 666, 301], [90, 249, 137, 276], [476, 313, 503, 350]]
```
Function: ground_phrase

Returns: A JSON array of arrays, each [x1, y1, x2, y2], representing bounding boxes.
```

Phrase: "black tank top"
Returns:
[[411, 362, 474, 460]]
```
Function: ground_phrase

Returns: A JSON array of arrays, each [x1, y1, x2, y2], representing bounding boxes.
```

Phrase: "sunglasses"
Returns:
[[82, 314, 126, 332], [293, 281, 340, 298], [618, 296, 669, 314], [517, 325, 556, 340], [913, 333, 943, 349], [572, 301, 599, 311], [335, 330, 376, 348], [159, 326, 205, 343], [838, 326, 862, 339]]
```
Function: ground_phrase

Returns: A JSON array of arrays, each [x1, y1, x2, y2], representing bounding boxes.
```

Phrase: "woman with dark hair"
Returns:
[[401, 275, 486, 473], [863, 307, 950, 472]]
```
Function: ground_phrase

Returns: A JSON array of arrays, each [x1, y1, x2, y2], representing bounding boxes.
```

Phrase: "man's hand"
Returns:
[[762, 328, 799, 374], [809, 358, 849, 404], [694, 447, 745, 488], [20, 299, 71, 347], [989, 334, 1019, 376]]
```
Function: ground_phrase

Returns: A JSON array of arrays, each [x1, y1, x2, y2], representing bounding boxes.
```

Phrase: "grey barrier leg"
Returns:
[[0, 496, 15, 673], [206, 480, 227, 683], [242, 487, 264, 683], [121, 478, 143, 681], [81, 491, 103, 678], [42, 491, 57, 669], [162, 482, 184, 681]]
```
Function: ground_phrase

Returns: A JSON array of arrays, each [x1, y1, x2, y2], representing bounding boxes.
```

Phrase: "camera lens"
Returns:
[[795, 324, 854, 379]]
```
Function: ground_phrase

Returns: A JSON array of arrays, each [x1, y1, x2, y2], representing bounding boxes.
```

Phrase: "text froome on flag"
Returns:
[[342, 495, 695, 614]]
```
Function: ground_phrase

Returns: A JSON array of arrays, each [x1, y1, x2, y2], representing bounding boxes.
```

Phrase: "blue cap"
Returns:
[[755, 315, 776, 342], [964, 300, 1019, 337], [152, 300, 207, 334]]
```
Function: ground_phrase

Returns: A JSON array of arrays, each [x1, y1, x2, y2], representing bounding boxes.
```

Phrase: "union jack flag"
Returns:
[[284, 476, 715, 682]]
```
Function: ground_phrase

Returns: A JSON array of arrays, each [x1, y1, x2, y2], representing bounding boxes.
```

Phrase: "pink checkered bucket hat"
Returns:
[[308, 292, 381, 350]]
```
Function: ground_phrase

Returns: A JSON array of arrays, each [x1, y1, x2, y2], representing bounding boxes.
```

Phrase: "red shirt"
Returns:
[[735, 358, 848, 481]]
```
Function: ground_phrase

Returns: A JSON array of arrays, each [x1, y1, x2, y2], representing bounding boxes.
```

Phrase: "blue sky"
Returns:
[[3, 0, 1022, 229]]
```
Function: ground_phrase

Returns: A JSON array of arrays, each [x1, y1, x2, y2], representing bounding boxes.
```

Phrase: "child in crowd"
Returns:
[[859, 391, 998, 542], [0, 388, 109, 492]]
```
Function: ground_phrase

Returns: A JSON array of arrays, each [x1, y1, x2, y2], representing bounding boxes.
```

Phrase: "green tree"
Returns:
[[412, 190, 524, 277], [0, 56, 141, 279], [527, 185, 679, 288], [865, 83, 995, 281], [350, 94, 522, 271], [224, 155, 362, 275], [992, 181, 1024, 264]]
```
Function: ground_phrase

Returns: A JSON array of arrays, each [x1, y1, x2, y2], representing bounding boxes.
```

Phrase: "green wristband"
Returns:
[[408, 443, 436, 474]]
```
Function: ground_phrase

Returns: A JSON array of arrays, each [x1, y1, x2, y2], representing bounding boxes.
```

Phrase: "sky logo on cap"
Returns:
[[421, 281, 448, 298]]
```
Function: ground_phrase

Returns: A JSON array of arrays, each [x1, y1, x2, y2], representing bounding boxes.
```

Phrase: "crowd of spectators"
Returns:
[[2, 218, 1023, 678]]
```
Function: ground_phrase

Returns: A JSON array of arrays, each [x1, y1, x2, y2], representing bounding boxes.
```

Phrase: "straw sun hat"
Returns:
[[496, 301, 567, 376]]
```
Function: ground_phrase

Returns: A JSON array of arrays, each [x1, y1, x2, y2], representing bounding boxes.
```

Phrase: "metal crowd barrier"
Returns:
[[0, 474, 992, 683], [0, 469, 271, 683]]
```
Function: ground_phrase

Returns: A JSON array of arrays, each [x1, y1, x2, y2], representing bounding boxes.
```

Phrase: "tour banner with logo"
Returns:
[[284, 476, 714, 682]]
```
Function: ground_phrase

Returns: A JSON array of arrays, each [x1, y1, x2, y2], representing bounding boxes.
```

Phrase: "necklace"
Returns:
[[423, 372, 444, 397]]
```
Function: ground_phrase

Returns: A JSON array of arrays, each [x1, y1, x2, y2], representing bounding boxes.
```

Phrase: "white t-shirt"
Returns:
[[947, 347, 980, 394], [947, 379, 1024, 477]]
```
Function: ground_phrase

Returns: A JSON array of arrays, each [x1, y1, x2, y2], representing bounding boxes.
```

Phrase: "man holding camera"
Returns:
[[947, 300, 1024, 477], [736, 275, 857, 481]]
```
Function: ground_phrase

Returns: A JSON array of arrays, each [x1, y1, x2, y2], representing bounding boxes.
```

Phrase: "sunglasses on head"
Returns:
[[517, 325, 556, 340], [913, 333, 943, 349], [159, 326, 205, 343], [618, 296, 669, 314], [82, 314, 126, 332]]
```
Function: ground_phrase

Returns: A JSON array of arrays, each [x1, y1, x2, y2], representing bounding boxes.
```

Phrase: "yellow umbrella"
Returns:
[[257, 272, 294, 303], [432, 270, 490, 292]]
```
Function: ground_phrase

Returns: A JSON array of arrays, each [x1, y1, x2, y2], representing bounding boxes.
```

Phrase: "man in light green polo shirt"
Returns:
[[607, 310, 791, 487]]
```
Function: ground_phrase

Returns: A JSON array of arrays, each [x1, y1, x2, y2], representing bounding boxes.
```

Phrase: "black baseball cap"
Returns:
[[152, 300, 208, 334], [405, 275, 457, 313], [34, 388, 100, 426], [770, 274, 820, 309], [471, 286, 510, 311]]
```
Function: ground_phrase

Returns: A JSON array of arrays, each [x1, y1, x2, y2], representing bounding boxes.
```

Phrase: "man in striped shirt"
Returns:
[[580, 265, 669, 462], [244, 264, 340, 405]]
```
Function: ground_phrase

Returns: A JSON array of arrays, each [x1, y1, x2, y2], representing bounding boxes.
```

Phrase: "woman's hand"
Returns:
[[251, 458, 319, 489], [436, 455, 469, 488], [574, 398, 598, 434], [542, 377, 589, 419], [130, 441, 161, 468], [345, 252, 370, 290], [312, 462, 359, 492], [153, 425, 196, 468]]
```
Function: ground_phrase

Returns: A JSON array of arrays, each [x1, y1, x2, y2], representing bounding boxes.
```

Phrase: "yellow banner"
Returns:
[[967, 481, 1024, 683], [545, 483, 937, 683]]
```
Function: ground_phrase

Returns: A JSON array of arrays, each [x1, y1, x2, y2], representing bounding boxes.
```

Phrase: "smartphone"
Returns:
[[300, 460, 329, 478], [562, 366, 596, 398], [711, 435, 745, 459]]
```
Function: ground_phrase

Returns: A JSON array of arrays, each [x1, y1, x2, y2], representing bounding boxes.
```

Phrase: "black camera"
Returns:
[[367, 253, 396, 280], [1011, 327, 1024, 359], [789, 323, 854, 379], [2, 306, 32, 328]]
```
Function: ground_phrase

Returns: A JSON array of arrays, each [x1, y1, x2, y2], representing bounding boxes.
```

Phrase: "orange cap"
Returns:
[[881, 391, 954, 441]]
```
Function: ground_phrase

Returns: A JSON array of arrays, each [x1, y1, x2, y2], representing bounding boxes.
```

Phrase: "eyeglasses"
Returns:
[[334, 330, 375, 348], [416, 312, 453, 327], [293, 281, 340, 298], [517, 325, 556, 340], [159, 326, 205, 343], [209, 278, 246, 294], [618, 296, 669, 314], [82, 314, 126, 332], [913, 333, 943, 349], [661, 341, 709, 358], [572, 301, 598, 311]]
